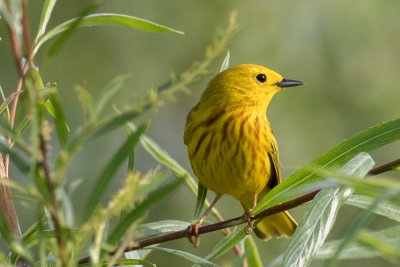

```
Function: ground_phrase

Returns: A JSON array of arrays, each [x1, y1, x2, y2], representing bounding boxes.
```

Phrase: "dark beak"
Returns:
[[274, 78, 305, 88]]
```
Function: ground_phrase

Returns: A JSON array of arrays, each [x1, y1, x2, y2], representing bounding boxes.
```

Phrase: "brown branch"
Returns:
[[368, 158, 400, 175], [77, 157, 400, 265], [0, 0, 33, 240], [21, 0, 33, 57], [7, 25, 23, 76], [0, 154, 21, 236]]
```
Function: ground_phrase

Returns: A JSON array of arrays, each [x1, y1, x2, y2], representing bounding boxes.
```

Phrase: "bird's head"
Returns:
[[203, 64, 304, 112]]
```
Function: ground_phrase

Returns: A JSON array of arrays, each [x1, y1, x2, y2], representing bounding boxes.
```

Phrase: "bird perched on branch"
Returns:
[[184, 64, 304, 246]]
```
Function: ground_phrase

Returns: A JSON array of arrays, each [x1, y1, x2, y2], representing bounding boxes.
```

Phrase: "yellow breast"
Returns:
[[186, 108, 274, 200]]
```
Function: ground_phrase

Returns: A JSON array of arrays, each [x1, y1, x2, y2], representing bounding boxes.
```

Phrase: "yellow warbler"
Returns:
[[184, 64, 304, 245]]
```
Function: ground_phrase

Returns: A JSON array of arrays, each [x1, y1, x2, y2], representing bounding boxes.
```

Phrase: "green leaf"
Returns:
[[134, 170, 171, 199], [47, 4, 99, 58], [34, 0, 57, 43], [204, 229, 247, 262], [124, 249, 152, 264], [151, 247, 219, 267], [0, 138, 29, 173], [47, 93, 69, 149], [0, 85, 11, 120], [75, 85, 96, 120], [193, 182, 207, 221], [126, 123, 135, 172], [88, 110, 142, 141], [0, 89, 17, 117], [244, 236, 263, 267], [95, 75, 130, 120], [129, 122, 225, 224], [0, 0, 22, 43], [82, 123, 148, 222], [0, 212, 33, 263], [130, 122, 187, 177], [315, 226, 400, 260], [282, 153, 375, 267], [328, 191, 395, 266], [219, 51, 230, 72], [34, 13, 184, 56], [254, 118, 400, 215], [135, 220, 189, 239], [0, 117, 18, 141], [107, 178, 183, 245], [15, 117, 31, 138], [346, 195, 400, 222], [78, 258, 155, 267]]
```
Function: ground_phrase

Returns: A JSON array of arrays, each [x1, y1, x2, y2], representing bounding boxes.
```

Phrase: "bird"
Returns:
[[184, 64, 304, 246]]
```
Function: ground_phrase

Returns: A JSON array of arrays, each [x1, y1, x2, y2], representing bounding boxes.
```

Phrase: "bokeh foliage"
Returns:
[[0, 0, 400, 266]]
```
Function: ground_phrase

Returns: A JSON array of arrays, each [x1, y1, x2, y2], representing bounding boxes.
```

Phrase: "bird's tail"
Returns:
[[253, 210, 297, 240]]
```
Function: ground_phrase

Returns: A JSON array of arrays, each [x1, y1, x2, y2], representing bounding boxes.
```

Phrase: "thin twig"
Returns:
[[39, 134, 68, 266], [4, 0, 23, 77], [4, 61, 30, 176], [77, 157, 400, 264], [4, 0, 33, 176], [368, 158, 400, 175]]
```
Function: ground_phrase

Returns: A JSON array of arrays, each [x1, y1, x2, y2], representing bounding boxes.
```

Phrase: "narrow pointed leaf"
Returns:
[[34, 0, 57, 43], [193, 182, 207, 221], [244, 236, 263, 267], [136, 220, 189, 239], [0, 138, 29, 173], [328, 191, 395, 266], [125, 123, 135, 172], [151, 246, 219, 267], [95, 75, 130, 119], [282, 153, 375, 267], [0, 212, 33, 263], [134, 170, 170, 199], [76, 85, 96, 120], [78, 258, 155, 267], [82, 123, 148, 222], [219, 51, 230, 72], [315, 225, 400, 260], [47, 4, 99, 58], [346, 195, 400, 222], [125, 249, 152, 263], [0, 90, 18, 115], [48, 93, 69, 148], [204, 229, 247, 261], [129, 122, 225, 225], [255, 118, 400, 214], [88, 110, 141, 141], [34, 13, 184, 55], [107, 178, 182, 245]]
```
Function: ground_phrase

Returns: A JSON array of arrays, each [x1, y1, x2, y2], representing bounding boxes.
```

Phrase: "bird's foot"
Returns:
[[186, 222, 201, 247], [242, 210, 255, 234]]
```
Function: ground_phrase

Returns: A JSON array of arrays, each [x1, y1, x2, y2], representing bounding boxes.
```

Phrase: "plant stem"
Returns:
[[39, 134, 68, 266], [1, 0, 33, 239]]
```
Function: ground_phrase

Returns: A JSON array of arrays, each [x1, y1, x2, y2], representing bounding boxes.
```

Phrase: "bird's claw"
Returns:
[[186, 223, 201, 247], [242, 210, 255, 235]]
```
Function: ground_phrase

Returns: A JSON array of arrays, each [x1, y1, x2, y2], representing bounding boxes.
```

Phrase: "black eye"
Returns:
[[256, 74, 267, 83]]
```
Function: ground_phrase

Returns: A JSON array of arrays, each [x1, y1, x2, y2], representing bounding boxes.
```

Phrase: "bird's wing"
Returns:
[[184, 106, 198, 145], [267, 139, 281, 189]]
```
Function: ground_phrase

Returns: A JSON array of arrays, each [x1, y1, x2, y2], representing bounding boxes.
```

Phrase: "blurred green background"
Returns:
[[1, 0, 400, 266]]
